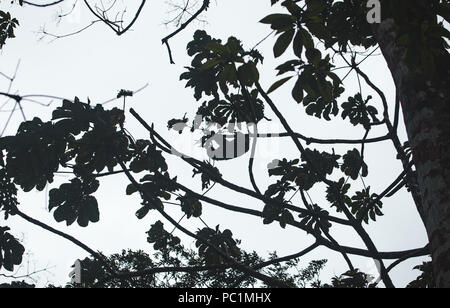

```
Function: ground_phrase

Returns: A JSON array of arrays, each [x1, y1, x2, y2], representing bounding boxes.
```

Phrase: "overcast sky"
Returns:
[[0, 0, 429, 287]]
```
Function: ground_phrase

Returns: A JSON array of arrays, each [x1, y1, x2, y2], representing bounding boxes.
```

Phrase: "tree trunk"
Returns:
[[374, 18, 450, 287]]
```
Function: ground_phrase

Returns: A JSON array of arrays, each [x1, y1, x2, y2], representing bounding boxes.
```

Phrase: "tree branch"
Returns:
[[231, 242, 320, 287], [11, 206, 115, 275], [95, 265, 230, 287], [255, 82, 395, 288], [161, 0, 211, 64], [116, 159, 291, 288], [22, 0, 65, 7], [129, 107, 352, 227]]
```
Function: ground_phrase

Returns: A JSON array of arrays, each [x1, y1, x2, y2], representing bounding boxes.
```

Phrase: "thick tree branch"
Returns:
[[255, 82, 395, 288], [116, 159, 291, 288], [353, 64, 425, 225], [231, 242, 320, 287], [258, 132, 391, 145], [299, 190, 355, 271], [129, 107, 352, 227], [10, 206, 115, 275], [128, 107, 428, 264]]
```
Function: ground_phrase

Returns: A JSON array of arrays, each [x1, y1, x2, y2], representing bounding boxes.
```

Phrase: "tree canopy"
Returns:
[[0, 0, 449, 288]]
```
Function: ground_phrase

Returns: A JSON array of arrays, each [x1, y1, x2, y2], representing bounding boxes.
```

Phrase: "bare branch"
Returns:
[[22, 0, 65, 7], [161, 0, 210, 64], [10, 206, 115, 276]]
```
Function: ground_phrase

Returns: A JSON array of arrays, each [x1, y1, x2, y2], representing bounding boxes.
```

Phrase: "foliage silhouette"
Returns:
[[0, 0, 449, 288]]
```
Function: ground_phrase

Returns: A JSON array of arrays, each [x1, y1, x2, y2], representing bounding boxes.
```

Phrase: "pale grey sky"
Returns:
[[0, 0, 428, 287]]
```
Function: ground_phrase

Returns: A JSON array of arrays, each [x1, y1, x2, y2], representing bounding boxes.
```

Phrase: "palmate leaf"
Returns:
[[193, 161, 222, 190], [299, 67, 342, 120], [265, 180, 296, 199], [0, 226, 25, 272], [302, 148, 340, 178], [262, 199, 295, 229], [52, 98, 130, 180], [407, 262, 435, 288], [218, 63, 239, 95], [350, 187, 384, 224], [181, 31, 266, 132], [0, 118, 69, 192], [341, 94, 379, 130], [117, 89, 133, 99], [196, 92, 265, 126], [129, 140, 168, 174], [133, 183, 167, 214], [298, 204, 332, 235], [72, 127, 130, 178], [127, 172, 179, 220], [180, 66, 219, 101], [49, 178, 100, 227], [237, 61, 260, 87], [269, 149, 340, 183], [0, 10, 19, 49], [182, 31, 251, 101], [0, 168, 18, 219], [54, 100, 130, 179], [272, 50, 343, 118], [196, 226, 241, 266], [147, 221, 181, 251], [177, 194, 203, 219], [326, 178, 352, 213], [326, 0, 377, 51], [341, 149, 368, 180], [268, 158, 320, 191]]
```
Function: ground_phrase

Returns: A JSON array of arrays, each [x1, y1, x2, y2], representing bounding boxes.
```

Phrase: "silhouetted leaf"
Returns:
[[196, 226, 240, 266], [274, 28, 295, 58], [350, 187, 383, 224], [341, 94, 379, 130], [341, 149, 368, 180], [0, 226, 24, 272], [147, 221, 181, 251], [178, 194, 203, 219], [326, 178, 352, 212], [49, 178, 100, 227], [292, 76, 304, 103], [267, 76, 293, 94]]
